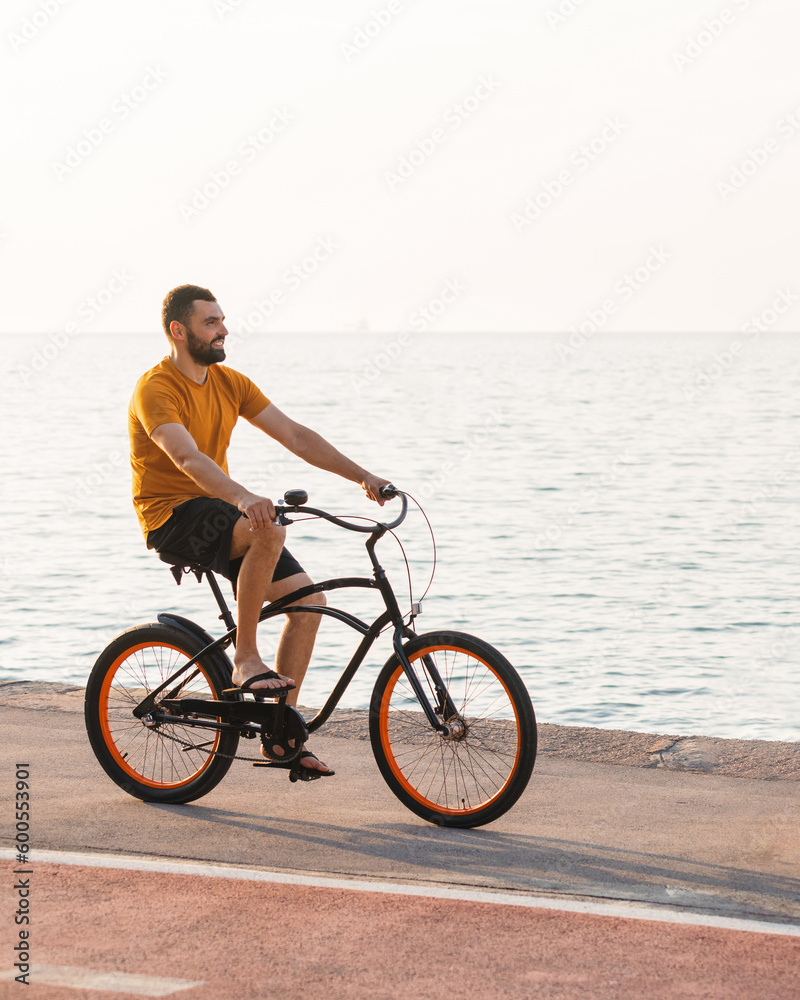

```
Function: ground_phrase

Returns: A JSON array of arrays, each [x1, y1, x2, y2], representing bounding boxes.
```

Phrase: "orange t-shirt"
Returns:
[[129, 358, 270, 537]]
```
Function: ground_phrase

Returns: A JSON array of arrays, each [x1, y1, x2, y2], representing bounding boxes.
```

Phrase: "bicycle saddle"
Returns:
[[157, 550, 204, 585], [157, 549, 198, 568]]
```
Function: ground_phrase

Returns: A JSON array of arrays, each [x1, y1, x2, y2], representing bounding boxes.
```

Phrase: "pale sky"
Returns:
[[3, 0, 800, 336]]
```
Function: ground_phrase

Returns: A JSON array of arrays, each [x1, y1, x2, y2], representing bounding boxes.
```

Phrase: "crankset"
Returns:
[[154, 697, 310, 761], [258, 707, 308, 763]]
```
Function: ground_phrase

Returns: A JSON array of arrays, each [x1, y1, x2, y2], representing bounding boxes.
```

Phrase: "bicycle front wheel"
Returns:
[[85, 622, 238, 804], [369, 630, 536, 828]]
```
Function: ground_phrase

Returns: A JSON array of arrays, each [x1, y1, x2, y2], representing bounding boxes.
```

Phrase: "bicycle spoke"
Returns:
[[100, 641, 221, 786], [377, 639, 528, 817]]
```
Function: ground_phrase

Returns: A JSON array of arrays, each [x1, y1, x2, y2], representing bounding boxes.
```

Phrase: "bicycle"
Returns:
[[84, 487, 537, 828]]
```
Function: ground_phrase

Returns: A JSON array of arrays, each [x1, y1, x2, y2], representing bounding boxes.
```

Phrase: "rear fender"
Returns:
[[157, 612, 234, 681]]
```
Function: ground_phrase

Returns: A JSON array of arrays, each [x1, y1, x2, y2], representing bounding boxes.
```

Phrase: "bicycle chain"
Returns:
[[155, 726, 266, 762]]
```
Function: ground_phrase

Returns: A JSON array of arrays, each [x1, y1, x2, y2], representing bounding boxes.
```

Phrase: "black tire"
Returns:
[[85, 622, 238, 804], [369, 630, 536, 828]]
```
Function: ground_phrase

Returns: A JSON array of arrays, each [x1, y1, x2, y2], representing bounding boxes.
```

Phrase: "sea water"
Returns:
[[1, 330, 798, 741]]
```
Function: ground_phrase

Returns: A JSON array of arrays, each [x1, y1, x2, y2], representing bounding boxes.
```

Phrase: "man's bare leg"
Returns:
[[228, 515, 293, 692], [264, 572, 326, 708], [263, 573, 329, 772], [228, 516, 330, 772]]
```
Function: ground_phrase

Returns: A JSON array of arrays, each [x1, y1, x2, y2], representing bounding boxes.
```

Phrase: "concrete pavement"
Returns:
[[2, 683, 798, 923], [2, 683, 799, 999]]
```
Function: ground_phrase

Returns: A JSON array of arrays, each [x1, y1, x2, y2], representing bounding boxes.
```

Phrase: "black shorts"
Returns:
[[147, 497, 304, 591]]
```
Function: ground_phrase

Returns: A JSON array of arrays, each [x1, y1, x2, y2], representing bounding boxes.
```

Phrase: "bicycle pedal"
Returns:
[[289, 767, 314, 782], [253, 760, 318, 782], [221, 687, 287, 703]]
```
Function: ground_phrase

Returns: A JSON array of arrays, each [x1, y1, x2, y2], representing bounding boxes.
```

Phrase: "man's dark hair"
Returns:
[[162, 284, 216, 338]]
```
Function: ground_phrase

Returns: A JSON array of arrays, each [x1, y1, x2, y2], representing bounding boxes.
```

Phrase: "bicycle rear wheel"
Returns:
[[85, 622, 238, 804], [369, 630, 536, 828]]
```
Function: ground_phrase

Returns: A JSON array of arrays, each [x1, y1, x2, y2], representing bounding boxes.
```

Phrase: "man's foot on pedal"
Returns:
[[231, 657, 295, 694], [232, 671, 295, 697], [257, 746, 335, 780], [298, 749, 334, 777]]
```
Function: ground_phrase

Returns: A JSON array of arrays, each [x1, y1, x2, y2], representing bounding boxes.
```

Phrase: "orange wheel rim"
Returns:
[[378, 644, 521, 815], [99, 642, 221, 789]]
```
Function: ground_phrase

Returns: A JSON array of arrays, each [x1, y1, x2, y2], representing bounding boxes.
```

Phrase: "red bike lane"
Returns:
[[2, 859, 798, 1000]]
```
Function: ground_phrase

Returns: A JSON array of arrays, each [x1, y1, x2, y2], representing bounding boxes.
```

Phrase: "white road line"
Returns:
[[0, 964, 203, 996], [3, 849, 799, 939]]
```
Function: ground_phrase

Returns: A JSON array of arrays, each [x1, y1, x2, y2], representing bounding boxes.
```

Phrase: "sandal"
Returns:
[[223, 671, 296, 699], [295, 750, 335, 780], [258, 748, 335, 781]]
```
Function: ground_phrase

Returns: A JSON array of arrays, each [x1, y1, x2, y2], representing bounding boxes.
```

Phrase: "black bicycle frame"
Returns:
[[133, 510, 451, 735]]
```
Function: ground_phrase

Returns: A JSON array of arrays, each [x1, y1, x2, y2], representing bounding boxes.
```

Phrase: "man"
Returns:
[[129, 284, 392, 776]]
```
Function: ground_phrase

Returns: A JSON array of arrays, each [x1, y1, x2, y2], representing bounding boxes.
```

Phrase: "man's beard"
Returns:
[[186, 329, 226, 365]]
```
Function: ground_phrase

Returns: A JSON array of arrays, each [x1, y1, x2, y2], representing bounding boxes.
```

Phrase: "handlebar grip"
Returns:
[[273, 490, 407, 532], [380, 484, 398, 499]]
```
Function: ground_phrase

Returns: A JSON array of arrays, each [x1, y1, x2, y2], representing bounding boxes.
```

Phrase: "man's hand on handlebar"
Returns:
[[361, 475, 394, 507], [238, 493, 278, 529]]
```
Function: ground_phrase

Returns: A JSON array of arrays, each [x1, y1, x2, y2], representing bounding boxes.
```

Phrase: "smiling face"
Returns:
[[181, 299, 228, 366]]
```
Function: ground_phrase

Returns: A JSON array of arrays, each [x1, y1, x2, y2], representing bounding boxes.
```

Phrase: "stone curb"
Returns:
[[2, 680, 798, 781]]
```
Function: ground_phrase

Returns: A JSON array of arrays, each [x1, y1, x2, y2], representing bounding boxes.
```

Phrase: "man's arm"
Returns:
[[150, 422, 277, 528], [248, 404, 390, 505]]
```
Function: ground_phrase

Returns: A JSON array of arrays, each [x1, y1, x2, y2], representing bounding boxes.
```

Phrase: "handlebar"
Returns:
[[275, 485, 408, 533]]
